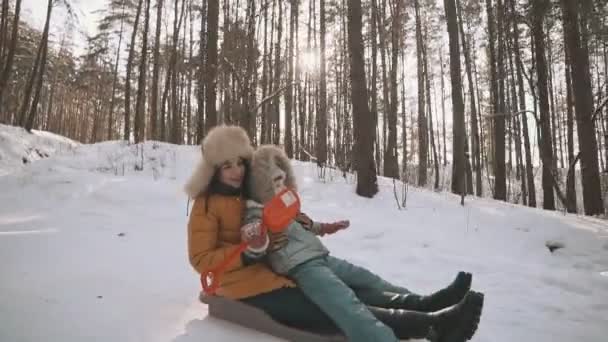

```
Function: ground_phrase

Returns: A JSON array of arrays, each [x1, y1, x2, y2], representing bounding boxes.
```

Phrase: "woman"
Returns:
[[185, 125, 483, 342]]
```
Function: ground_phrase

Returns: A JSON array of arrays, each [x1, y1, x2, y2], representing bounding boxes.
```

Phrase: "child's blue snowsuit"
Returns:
[[244, 200, 409, 342]]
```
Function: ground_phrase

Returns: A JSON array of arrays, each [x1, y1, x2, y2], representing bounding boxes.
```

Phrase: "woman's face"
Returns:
[[218, 158, 245, 188]]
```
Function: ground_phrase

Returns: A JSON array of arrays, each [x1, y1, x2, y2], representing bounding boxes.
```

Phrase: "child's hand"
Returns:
[[241, 221, 269, 253], [320, 220, 350, 236]]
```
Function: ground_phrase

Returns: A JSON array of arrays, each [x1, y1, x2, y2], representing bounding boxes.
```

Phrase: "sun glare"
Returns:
[[299, 50, 318, 73]]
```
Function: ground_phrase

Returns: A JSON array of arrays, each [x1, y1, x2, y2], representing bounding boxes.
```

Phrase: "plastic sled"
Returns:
[[200, 292, 346, 342]]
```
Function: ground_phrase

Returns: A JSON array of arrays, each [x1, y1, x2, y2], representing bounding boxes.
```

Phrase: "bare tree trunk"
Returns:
[[506, 26, 528, 205], [205, 0, 219, 132], [371, 0, 380, 173], [0, 0, 21, 113], [561, 0, 604, 215], [440, 51, 447, 167], [23, 0, 53, 132], [316, 0, 327, 164], [415, 0, 428, 186], [547, 33, 558, 171], [186, 1, 194, 144], [564, 32, 577, 213], [150, 0, 164, 141], [384, 0, 400, 179], [260, 0, 270, 144], [271, 0, 282, 144], [196, 0, 207, 142], [422, 29, 439, 190], [377, 0, 390, 174], [444, 0, 466, 196], [458, 0, 481, 196], [107, 0, 126, 140], [294, 1, 302, 155], [493, 0, 507, 200], [0, 0, 8, 64], [401, 52, 408, 178], [17, 10, 43, 126], [347, 0, 378, 197], [532, 0, 555, 210], [124, 0, 144, 141], [511, 0, 536, 207], [506, 24, 527, 205], [285, 0, 296, 157], [600, 38, 608, 173], [171, 0, 186, 144], [134, 0, 150, 143]]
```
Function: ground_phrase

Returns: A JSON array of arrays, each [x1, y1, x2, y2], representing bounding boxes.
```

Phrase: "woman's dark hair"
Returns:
[[203, 158, 250, 212]]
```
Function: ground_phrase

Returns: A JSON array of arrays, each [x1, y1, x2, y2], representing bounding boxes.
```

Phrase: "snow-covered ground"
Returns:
[[1, 123, 607, 342]]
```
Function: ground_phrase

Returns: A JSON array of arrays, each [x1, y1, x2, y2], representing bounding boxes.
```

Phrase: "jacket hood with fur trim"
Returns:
[[184, 125, 254, 199], [247, 145, 297, 204]]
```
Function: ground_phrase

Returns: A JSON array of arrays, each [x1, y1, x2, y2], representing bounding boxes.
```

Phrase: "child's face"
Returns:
[[219, 158, 245, 188], [272, 169, 287, 195]]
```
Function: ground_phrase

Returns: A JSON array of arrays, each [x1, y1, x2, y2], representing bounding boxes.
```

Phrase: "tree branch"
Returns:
[[252, 82, 298, 113], [591, 96, 608, 123], [221, 56, 245, 95]]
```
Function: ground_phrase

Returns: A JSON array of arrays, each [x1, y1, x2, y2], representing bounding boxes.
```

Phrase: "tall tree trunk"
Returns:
[[0, 0, 8, 64], [107, 0, 126, 140], [376, 0, 389, 173], [150, 0, 164, 141], [401, 52, 408, 179], [507, 32, 527, 205], [440, 51, 447, 167], [561, 0, 604, 215], [486, 0, 500, 198], [271, 0, 282, 145], [347, 0, 378, 197], [600, 37, 608, 173], [186, 3, 194, 144], [134, 0, 150, 143], [316, 0, 327, 164], [415, 0, 428, 186], [23, 0, 53, 132], [458, 0, 481, 196], [0, 0, 21, 113], [383, 0, 400, 179], [493, 0, 507, 200], [371, 0, 380, 173], [444, 0, 466, 196], [562, 17, 577, 213], [17, 5, 44, 126], [422, 29, 439, 190], [171, 0, 186, 144], [511, 0, 536, 207], [196, 0, 207, 142], [564, 31, 577, 213], [547, 33, 558, 171], [124, 0, 144, 141], [205, 0, 219, 132], [506, 25, 527, 205], [285, 0, 296, 157], [260, 0, 270, 144], [532, 0, 555, 210]]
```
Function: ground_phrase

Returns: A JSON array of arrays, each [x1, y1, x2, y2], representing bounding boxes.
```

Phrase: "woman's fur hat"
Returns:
[[248, 145, 297, 204], [184, 125, 254, 198]]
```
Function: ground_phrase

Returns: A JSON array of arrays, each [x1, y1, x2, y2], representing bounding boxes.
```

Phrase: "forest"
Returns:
[[0, 0, 606, 215]]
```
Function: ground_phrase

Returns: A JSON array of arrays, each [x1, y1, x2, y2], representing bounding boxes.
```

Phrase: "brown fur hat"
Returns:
[[184, 125, 254, 198], [247, 145, 297, 204]]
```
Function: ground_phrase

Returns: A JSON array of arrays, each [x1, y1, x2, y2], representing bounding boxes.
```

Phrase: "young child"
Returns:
[[239, 145, 483, 342]]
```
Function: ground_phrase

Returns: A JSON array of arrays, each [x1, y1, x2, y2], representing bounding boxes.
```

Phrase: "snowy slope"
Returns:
[[1, 124, 607, 342], [0, 124, 79, 177]]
